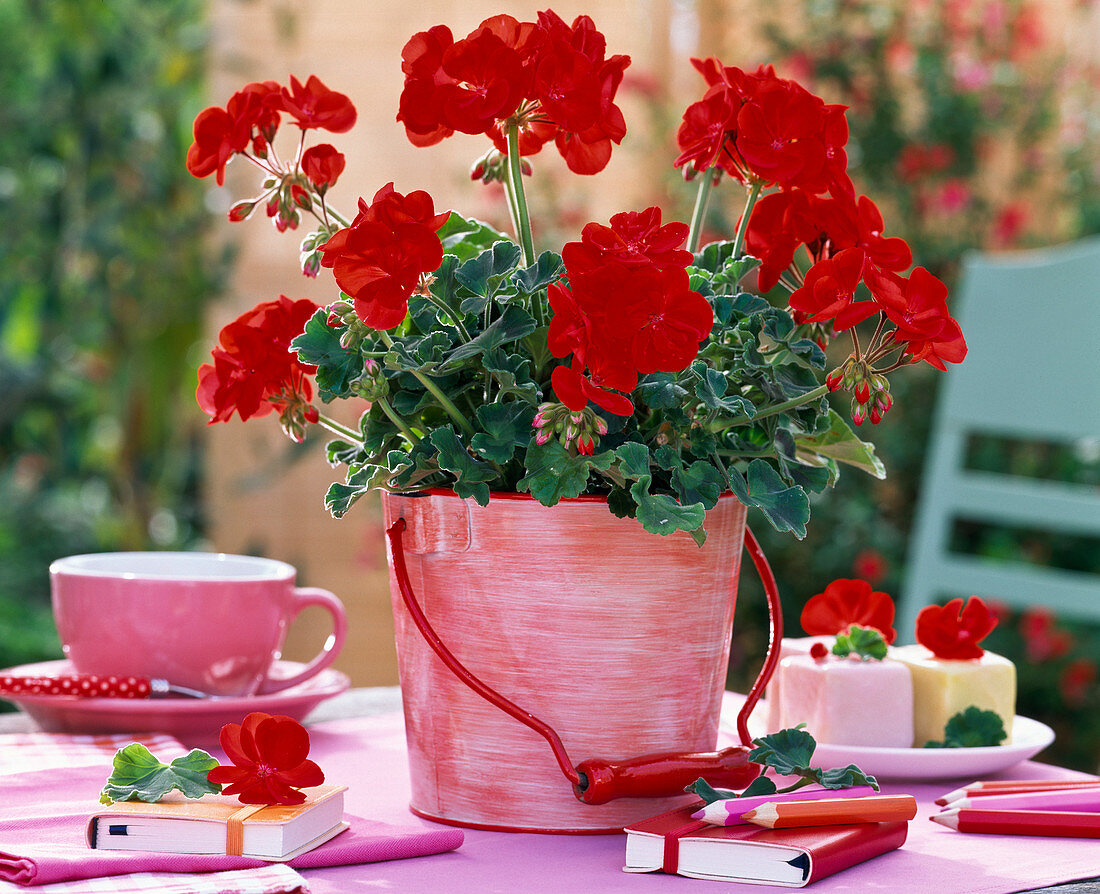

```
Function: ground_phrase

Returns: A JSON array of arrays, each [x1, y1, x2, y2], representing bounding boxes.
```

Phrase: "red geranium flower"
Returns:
[[789, 248, 876, 331], [800, 578, 897, 643], [196, 295, 319, 425], [915, 596, 998, 660], [735, 77, 826, 186], [207, 712, 325, 805], [577, 207, 693, 270], [301, 144, 345, 192], [280, 75, 357, 133], [551, 362, 635, 416], [319, 183, 449, 330], [864, 265, 951, 343]]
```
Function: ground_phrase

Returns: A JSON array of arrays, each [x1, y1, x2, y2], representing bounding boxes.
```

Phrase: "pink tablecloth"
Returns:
[[294, 697, 1099, 894]]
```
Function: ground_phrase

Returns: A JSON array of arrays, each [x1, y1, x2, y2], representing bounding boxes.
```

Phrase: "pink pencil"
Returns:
[[945, 788, 1100, 812], [936, 779, 1100, 806], [692, 785, 877, 826]]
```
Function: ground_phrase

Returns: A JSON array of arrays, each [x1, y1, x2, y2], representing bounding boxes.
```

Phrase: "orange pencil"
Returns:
[[741, 795, 918, 829]]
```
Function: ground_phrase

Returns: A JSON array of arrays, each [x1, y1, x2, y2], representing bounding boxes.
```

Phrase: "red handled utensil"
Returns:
[[0, 673, 211, 699]]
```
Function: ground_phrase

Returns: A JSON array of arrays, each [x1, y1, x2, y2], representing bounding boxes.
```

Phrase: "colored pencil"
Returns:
[[932, 808, 1100, 838], [936, 779, 1100, 806], [691, 785, 878, 826], [741, 795, 918, 829], [946, 788, 1100, 812]]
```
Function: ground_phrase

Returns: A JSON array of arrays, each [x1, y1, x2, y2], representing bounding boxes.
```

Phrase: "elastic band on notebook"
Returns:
[[663, 819, 709, 874], [226, 804, 265, 855]]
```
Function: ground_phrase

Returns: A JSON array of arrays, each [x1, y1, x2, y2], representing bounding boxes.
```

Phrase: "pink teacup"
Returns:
[[50, 552, 347, 697]]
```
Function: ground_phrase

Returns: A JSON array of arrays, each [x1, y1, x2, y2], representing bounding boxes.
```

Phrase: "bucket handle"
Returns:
[[385, 517, 784, 805]]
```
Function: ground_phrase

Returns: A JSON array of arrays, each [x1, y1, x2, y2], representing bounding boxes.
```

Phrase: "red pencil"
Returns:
[[931, 808, 1100, 838], [935, 779, 1100, 806]]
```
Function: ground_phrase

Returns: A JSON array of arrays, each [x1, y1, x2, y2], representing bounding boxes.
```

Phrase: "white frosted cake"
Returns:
[[764, 636, 833, 733], [774, 652, 914, 747]]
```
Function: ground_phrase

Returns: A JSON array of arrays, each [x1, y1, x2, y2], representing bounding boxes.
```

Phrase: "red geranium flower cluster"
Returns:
[[675, 59, 849, 195], [319, 183, 450, 331], [546, 207, 712, 416], [186, 75, 355, 186], [196, 295, 319, 441], [915, 596, 998, 660], [208, 712, 325, 805], [397, 10, 630, 174], [800, 578, 898, 644]]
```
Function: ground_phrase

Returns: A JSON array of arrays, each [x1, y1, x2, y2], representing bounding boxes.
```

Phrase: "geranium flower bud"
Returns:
[[851, 401, 866, 426], [252, 134, 268, 157], [826, 367, 844, 392], [300, 249, 321, 279], [304, 405, 319, 424], [228, 200, 257, 223], [291, 184, 312, 210], [854, 379, 871, 404], [535, 429, 552, 445]]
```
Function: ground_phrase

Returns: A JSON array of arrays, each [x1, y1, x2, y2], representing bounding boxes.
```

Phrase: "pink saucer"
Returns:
[[0, 659, 350, 746]]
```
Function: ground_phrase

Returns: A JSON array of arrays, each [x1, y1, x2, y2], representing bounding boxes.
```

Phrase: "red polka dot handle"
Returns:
[[0, 674, 153, 699]]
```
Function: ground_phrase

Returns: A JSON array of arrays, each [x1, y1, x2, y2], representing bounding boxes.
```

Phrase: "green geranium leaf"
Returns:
[[471, 401, 536, 464], [607, 485, 636, 519], [739, 775, 781, 797], [794, 410, 886, 479], [672, 460, 724, 510], [630, 477, 706, 536], [482, 348, 541, 404], [730, 292, 771, 316], [694, 363, 755, 416], [440, 306, 537, 370], [831, 625, 888, 661], [685, 777, 740, 804], [728, 460, 810, 539], [636, 372, 689, 410], [518, 439, 595, 504], [691, 240, 740, 275], [291, 310, 362, 400], [456, 241, 523, 298], [429, 426, 496, 506], [100, 744, 221, 805], [924, 706, 1008, 748], [748, 727, 818, 776], [511, 250, 565, 293], [437, 213, 509, 262], [326, 464, 391, 517], [615, 441, 651, 480], [819, 764, 881, 791]]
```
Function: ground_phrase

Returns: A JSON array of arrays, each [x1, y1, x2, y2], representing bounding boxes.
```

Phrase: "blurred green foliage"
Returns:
[[0, 1, 223, 675]]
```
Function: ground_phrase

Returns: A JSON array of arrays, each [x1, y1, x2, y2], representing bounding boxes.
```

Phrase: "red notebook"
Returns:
[[623, 802, 908, 887]]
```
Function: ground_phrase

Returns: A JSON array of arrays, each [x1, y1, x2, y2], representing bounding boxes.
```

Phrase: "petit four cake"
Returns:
[[891, 596, 1015, 746], [765, 579, 897, 733], [774, 628, 914, 747]]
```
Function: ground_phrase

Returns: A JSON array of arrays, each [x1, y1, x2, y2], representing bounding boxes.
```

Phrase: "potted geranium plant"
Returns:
[[188, 10, 965, 832]]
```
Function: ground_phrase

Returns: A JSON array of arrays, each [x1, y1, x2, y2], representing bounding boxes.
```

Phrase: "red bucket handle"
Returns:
[[385, 517, 784, 805]]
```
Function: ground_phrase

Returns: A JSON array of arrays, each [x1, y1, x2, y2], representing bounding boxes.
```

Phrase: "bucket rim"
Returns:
[[384, 487, 743, 504]]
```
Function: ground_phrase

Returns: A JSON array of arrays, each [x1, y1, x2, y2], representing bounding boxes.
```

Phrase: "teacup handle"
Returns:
[[256, 587, 348, 695]]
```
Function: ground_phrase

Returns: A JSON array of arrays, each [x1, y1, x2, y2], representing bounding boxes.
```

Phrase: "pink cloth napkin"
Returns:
[[0, 864, 308, 894], [0, 760, 463, 887]]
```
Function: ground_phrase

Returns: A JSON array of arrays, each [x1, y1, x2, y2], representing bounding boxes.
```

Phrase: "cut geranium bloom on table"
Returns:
[[208, 712, 325, 806]]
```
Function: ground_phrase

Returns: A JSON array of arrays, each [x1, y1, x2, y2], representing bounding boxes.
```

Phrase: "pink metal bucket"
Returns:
[[382, 489, 780, 833]]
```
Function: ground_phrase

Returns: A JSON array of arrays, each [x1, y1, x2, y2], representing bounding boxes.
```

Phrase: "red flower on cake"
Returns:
[[915, 596, 998, 660], [208, 712, 325, 805], [800, 578, 897, 644]]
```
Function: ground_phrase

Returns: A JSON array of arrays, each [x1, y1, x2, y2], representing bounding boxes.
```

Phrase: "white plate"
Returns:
[[811, 715, 1055, 780]]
